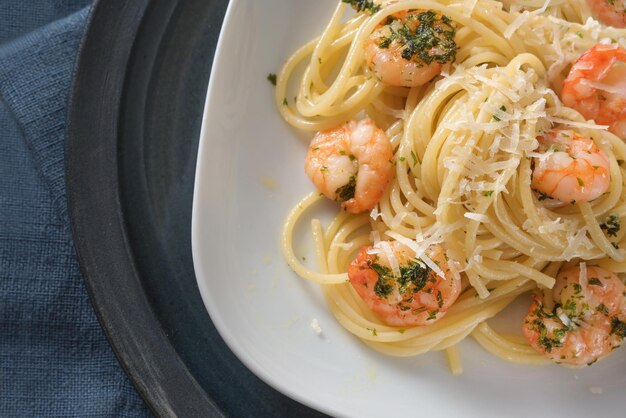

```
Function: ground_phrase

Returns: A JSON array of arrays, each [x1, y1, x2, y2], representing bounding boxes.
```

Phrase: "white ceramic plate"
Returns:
[[192, 1, 626, 416]]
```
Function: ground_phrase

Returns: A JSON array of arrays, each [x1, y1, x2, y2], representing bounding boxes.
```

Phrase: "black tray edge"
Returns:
[[65, 1, 223, 416]]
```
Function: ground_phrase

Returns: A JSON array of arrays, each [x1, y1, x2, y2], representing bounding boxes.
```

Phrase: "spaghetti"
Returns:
[[278, 0, 626, 371]]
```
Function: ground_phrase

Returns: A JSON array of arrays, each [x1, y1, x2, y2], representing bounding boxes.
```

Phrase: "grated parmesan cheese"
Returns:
[[580, 78, 626, 98], [503, 0, 550, 39], [370, 205, 382, 220], [332, 242, 354, 251], [463, 0, 478, 17], [464, 212, 490, 223], [556, 307, 574, 329], [561, 228, 594, 260], [310, 318, 322, 335], [589, 386, 603, 395], [579, 262, 588, 289]]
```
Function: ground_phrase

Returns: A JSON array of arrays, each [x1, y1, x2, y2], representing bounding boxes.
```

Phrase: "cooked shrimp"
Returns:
[[562, 44, 626, 139], [364, 10, 457, 87], [523, 265, 626, 366], [304, 118, 393, 214], [531, 129, 610, 203], [348, 241, 461, 327], [586, 0, 626, 28]]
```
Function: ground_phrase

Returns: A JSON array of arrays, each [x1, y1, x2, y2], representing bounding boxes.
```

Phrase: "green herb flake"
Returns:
[[537, 191, 552, 201], [563, 299, 577, 313], [335, 175, 357, 202], [588, 278, 603, 286], [397, 260, 432, 295], [267, 73, 277, 85], [600, 215, 620, 237], [597, 303, 609, 315], [576, 31, 583, 38], [483, 190, 494, 197], [576, 177, 585, 187], [410, 150, 418, 166], [367, 327, 378, 336], [282, 97, 288, 106], [371, 262, 394, 298], [427, 310, 439, 321], [610, 317, 626, 339], [377, 10, 457, 66], [536, 321, 566, 353], [342, 0, 380, 14]]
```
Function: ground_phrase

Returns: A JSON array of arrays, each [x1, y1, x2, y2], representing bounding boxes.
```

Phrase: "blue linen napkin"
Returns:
[[0, 3, 151, 417]]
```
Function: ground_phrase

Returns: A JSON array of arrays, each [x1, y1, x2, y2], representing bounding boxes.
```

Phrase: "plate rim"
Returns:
[[189, 2, 626, 417]]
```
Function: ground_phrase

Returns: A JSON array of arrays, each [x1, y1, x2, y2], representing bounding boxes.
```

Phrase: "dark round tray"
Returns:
[[65, 0, 325, 416]]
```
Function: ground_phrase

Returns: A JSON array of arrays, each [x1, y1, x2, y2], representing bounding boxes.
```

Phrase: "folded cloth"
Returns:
[[0, 4, 151, 417]]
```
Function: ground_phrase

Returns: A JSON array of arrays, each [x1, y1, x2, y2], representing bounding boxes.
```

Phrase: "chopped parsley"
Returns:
[[267, 73, 277, 85], [397, 260, 432, 294], [410, 150, 418, 166], [371, 262, 394, 298], [588, 278, 603, 286], [600, 214, 620, 237], [427, 310, 439, 321], [335, 175, 357, 202], [536, 190, 552, 201], [371, 256, 433, 300], [597, 303, 609, 315], [483, 190, 494, 197], [342, 0, 380, 14], [378, 10, 457, 65], [562, 298, 577, 313], [527, 304, 567, 353], [576, 177, 585, 187], [436, 291, 444, 308], [367, 327, 378, 336], [282, 97, 288, 106], [610, 317, 626, 339]]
